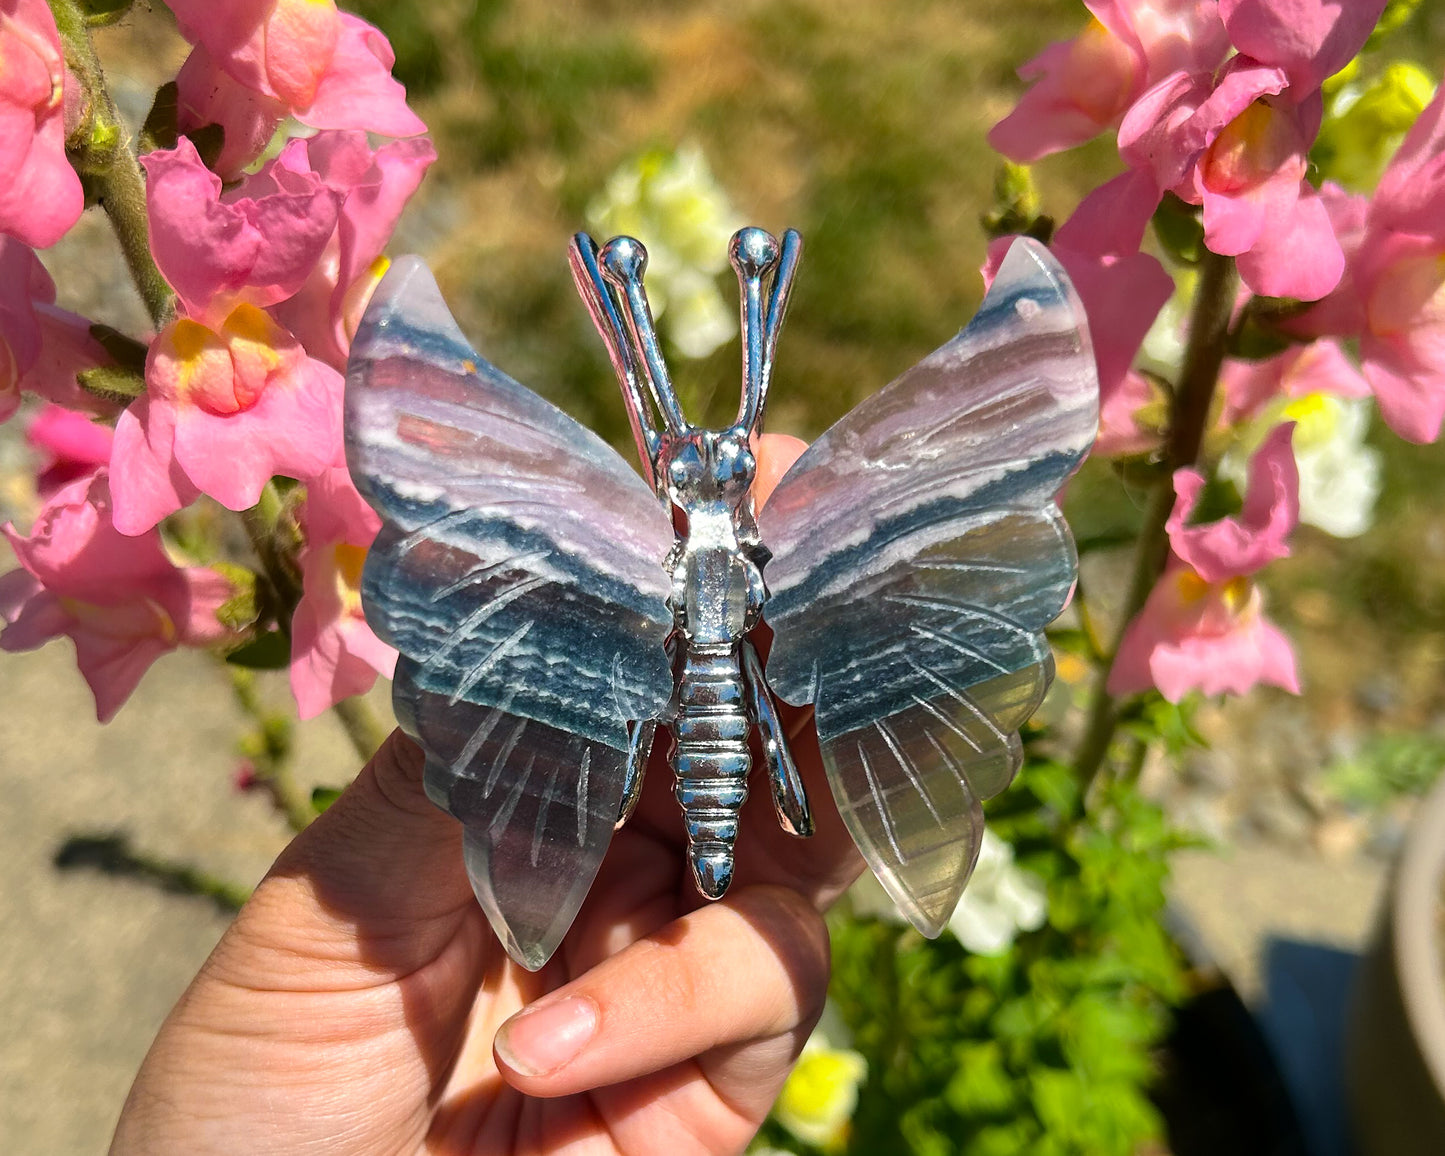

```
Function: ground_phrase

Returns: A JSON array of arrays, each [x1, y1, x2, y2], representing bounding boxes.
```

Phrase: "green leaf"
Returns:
[[1151, 193, 1204, 265], [80, 0, 133, 25], [88, 324, 150, 372], [226, 631, 291, 670], [311, 786, 345, 813], [139, 82, 179, 152], [77, 364, 145, 404], [945, 1041, 1018, 1117]]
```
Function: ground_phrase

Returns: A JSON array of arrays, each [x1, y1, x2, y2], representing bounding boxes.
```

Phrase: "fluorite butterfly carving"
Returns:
[[345, 228, 1097, 970]]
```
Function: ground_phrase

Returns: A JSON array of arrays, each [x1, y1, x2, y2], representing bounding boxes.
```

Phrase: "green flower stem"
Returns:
[[332, 695, 389, 763], [230, 667, 314, 833], [1072, 249, 1238, 799], [241, 480, 304, 636], [49, 0, 174, 329]]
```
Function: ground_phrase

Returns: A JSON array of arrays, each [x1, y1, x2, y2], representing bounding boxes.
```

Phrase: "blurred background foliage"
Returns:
[[332, 2, 1445, 1152]]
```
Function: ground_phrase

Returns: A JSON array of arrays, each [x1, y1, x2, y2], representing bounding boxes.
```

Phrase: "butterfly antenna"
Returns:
[[569, 232, 662, 483], [599, 236, 689, 436], [729, 227, 779, 434], [731, 227, 802, 435], [764, 228, 803, 383]]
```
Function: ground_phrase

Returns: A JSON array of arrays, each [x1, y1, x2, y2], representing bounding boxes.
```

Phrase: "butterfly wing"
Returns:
[[758, 238, 1097, 936], [346, 257, 676, 969]]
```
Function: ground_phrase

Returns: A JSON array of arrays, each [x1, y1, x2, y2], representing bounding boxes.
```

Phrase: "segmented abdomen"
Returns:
[[672, 641, 750, 898]]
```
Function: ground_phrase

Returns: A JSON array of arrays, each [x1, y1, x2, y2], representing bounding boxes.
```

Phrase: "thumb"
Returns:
[[206, 729, 489, 989]]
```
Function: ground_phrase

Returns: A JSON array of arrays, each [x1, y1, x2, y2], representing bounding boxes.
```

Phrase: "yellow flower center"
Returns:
[[1202, 100, 1300, 193], [332, 542, 368, 617]]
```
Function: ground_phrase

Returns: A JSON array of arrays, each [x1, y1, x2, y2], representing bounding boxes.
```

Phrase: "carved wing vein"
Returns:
[[451, 620, 535, 706], [532, 759, 563, 868], [876, 719, 941, 824], [431, 548, 552, 604], [856, 739, 906, 864], [484, 717, 528, 798], [489, 752, 535, 836], [423, 573, 551, 673], [904, 620, 1014, 675]]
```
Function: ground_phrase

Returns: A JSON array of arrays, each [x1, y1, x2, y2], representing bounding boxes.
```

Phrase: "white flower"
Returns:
[[1224, 393, 1382, 538], [845, 829, 1048, 956], [947, 828, 1048, 955], [772, 1008, 868, 1150], [586, 143, 743, 359]]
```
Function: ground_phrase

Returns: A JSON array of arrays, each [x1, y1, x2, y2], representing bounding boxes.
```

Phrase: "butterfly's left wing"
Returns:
[[346, 257, 676, 969], [758, 238, 1097, 936]]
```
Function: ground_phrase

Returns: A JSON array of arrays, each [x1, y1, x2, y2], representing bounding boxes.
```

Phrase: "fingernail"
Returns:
[[495, 996, 599, 1077]]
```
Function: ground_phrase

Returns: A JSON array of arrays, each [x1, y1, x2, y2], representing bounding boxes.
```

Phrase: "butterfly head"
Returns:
[[568, 225, 802, 494], [658, 428, 757, 511]]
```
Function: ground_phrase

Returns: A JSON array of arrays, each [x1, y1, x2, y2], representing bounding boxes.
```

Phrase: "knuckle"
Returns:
[[729, 885, 831, 1027]]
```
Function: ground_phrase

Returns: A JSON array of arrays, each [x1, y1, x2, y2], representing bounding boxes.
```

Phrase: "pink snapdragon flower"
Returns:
[[0, 471, 235, 721], [1100, 0, 1388, 300], [1292, 90, 1445, 443], [0, 0, 83, 247], [1220, 338, 1370, 423], [110, 141, 346, 534], [990, 0, 1228, 162], [27, 404, 113, 496], [263, 131, 436, 369], [0, 238, 116, 422], [169, 1, 426, 175], [983, 186, 1172, 410], [289, 466, 396, 719], [1109, 424, 1301, 701], [1095, 369, 1161, 456]]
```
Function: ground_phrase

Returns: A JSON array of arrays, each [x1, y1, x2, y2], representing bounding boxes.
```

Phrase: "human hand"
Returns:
[[110, 434, 866, 1156]]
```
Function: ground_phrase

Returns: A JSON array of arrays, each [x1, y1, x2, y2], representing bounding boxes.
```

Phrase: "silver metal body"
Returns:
[[573, 228, 811, 897]]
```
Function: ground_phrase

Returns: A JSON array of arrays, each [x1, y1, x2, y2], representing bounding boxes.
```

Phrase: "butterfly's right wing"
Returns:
[[759, 239, 1097, 936], [346, 258, 676, 969]]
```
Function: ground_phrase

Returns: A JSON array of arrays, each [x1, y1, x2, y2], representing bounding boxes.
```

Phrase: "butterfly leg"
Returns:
[[740, 636, 813, 838], [617, 718, 657, 828]]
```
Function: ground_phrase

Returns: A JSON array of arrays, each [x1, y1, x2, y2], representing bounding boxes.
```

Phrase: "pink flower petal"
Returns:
[[0, 1, 82, 248], [1362, 343, 1445, 445], [144, 138, 342, 318], [1233, 182, 1344, 300], [170, 355, 343, 510], [109, 395, 201, 536], [1221, 339, 1370, 422], [266, 132, 435, 367], [1220, 0, 1389, 97], [1095, 369, 1160, 456], [27, 404, 113, 495], [1373, 85, 1445, 239], [1108, 563, 1301, 701], [1147, 609, 1301, 699], [297, 14, 426, 138], [73, 632, 172, 723], [0, 569, 64, 649], [1119, 69, 1211, 190], [1169, 423, 1298, 580], [175, 45, 284, 178], [1060, 246, 1174, 397], [177, 567, 235, 645], [1, 469, 237, 719], [1054, 168, 1162, 256]]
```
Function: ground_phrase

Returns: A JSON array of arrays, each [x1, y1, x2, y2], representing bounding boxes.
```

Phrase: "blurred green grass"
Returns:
[[355, 0, 1445, 737]]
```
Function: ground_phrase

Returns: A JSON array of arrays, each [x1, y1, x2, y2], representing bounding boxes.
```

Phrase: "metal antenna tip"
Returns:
[[599, 235, 649, 286], [729, 227, 780, 278]]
